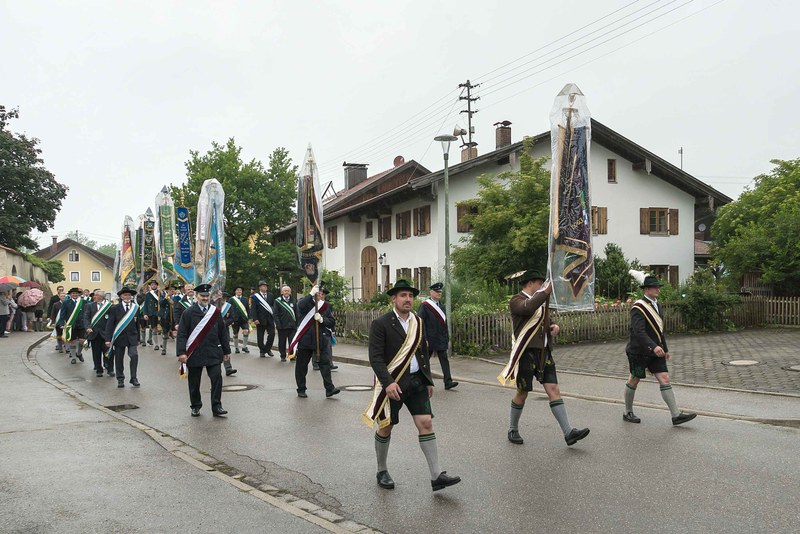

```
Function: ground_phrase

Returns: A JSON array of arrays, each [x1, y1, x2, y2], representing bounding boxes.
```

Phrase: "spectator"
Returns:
[[0, 290, 11, 338]]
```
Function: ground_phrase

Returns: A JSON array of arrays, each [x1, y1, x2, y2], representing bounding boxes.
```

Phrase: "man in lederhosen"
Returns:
[[84, 289, 113, 377], [417, 282, 458, 390], [249, 280, 275, 358], [158, 284, 176, 356], [176, 284, 231, 417], [58, 287, 87, 364], [274, 285, 297, 362], [142, 280, 161, 350], [362, 279, 461, 492], [229, 286, 251, 355], [291, 285, 338, 398], [173, 283, 195, 330], [104, 287, 141, 388], [217, 291, 238, 377]]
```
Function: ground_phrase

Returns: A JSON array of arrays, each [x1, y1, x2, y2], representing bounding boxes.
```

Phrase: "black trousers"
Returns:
[[187, 364, 222, 410], [113, 343, 138, 381], [431, 349, 453, 383], [277, 328, 295, 359], [295, 347, 335, 393], [256, 323, 275, 354], [89, 336, 107, 372]]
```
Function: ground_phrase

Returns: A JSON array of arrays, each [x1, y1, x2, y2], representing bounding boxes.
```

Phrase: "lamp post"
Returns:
[[434, 134, 458, 354]]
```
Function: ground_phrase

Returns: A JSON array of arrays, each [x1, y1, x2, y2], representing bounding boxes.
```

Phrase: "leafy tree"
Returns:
[[0, 106, 68, 250], [171, 139, 298, 290], [676, 268, 740, 331], [97, 243, 117, 258], [65, 230, 97, 250], [452, 138, 550, 283], [712, 159, 800, 295], [25, 254, 64, 283], [594, 243, 642, 300]]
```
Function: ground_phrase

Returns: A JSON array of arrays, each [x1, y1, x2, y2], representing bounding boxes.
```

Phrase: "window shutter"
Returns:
[[669, 208, 679, 235], [669, 265, 679, 287], [640, 208, 648, 234], [599, 207, 608, 234], [396, 214, 401, 239], [412, 208, 419, 236], [424, 207, 431, 234]]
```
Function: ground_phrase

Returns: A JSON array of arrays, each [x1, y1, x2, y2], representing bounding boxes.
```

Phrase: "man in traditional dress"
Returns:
[[274, 285, 297, 362], [363, 279, 461, 492], [217, 292, 238, 376], [173, 283, 195, 330], [176, 283, 231, 417], [229, 286, 251, 355], [81, 288, 91, 301], [84, 289, 112, 377], [502, 270, 590, 447], [292, 285, 338, 398], [158, 284, 177, 356], [104, 287, 141, 388], [623, 274, 697, 426], [136, 288, 148, 347], [142, 280, 161, 350], [417, 282, 457, 390], [57, 287, 87, 364], [249, 280, 276, 358]]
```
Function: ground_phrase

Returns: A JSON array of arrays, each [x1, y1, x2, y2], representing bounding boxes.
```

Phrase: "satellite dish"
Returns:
[[698, 223, 707, 232], [393, 155, 405, 167]]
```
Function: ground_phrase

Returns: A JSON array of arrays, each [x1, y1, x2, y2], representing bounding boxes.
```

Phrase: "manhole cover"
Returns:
[[344, 385, 374, 392], [222, 384, 258, 392], [723, 360, 760, 366], [785, 365, 800, 372], [105, 404, 139, 412]]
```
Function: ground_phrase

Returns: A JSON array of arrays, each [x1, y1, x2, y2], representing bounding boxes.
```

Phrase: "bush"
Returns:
[[676, 269, 740, 331]]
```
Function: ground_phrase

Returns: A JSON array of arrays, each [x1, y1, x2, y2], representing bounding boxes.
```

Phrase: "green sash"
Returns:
[[89, 301, 113, 328], [277, 298, 295, 322], [64, 298, 85, 342], [231, 295, 248, 319]]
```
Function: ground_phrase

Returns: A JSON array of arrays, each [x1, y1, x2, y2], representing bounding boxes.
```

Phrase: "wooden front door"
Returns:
[[361, 246, 378, 302]]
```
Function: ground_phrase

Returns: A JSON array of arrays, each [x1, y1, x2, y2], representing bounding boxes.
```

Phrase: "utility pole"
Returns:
[[459, 80, 480, 157]]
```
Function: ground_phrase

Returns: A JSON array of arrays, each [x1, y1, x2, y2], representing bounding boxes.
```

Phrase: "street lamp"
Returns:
[[434, 134, 458, 355]]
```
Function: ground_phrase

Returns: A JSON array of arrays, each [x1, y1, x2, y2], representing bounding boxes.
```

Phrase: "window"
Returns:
[[414, 267, 431, 290], [607, 159, 617, 183], [70, 271, 80, 282], [378, 217, 392, 243], [396, 268, 412, 281], [68, 249, 80, 262], [91, 271, 101, 282], [413, 205, 431, 236], [649, 265, 679, 287], [591, 206, 608, 235], [457, 203, 479, 233], [396, 211, 411, 239], [326, 225, 338, 249], [365, 221, 373, 238], [640, 208, 679, 235]]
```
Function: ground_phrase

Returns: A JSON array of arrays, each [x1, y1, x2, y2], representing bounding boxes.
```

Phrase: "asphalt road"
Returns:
[[31, 340, 800, 534]]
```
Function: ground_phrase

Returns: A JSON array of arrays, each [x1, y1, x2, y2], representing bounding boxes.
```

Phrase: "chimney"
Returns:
[[460, 143, 478, 163], [495, 120, 512, 149], [51, 236, 58, 254], [343, 162, 368, 189]]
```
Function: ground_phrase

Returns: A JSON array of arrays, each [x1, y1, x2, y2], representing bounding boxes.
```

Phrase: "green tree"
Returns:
[[0, 106, 68, 250], [171, 139, 298, 290], [97, 243, 117, 258], [711, 159, 800, 295], [25, 254, 65, 283], [594, 243, 642, 300], [452, 139, 550, 283], [65, 230, 116, 259]]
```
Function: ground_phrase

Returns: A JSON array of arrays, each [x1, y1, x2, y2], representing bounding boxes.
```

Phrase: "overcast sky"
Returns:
[[4, 0, 798, 250]]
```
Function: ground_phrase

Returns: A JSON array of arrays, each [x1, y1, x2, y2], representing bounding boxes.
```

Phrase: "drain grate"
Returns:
[[222, 384, 258, 392], [343, 385, 374, 392], [784, 365, 800, 373], [105, 404, 139, 412], [722, 359, 759, 367]]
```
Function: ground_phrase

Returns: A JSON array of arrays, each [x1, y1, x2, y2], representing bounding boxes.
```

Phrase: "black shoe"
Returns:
[[130, 379, 140, 387], [226, 369, 238, 376], [154, 345, 159, 350], [241, 347, 249, 354], [672, 412, 697, 426], [213, 408, 228, 417], [623, 412, 641, 423], [117, 381, 124, 388], [266, 351, 275, 357], [565, 427, 590, 446], [161, 350, 166, 355], [330, 364, 338, 370], [147, 340, 153, 345], [376, 470, 395, 489], [71, 358, 76, 364], [191, 408, 201, 417], [326, 388, 340, 398], [297, 390, 308, 398], [96, 371, 104, 377], [260, 353, 266, 358], [508, 429, 523, 444], [312, 364, 320, 371], [431, 471, 461, 491], [280, 357, 287, 362], [76, 354, 84, 362], [444, 380, 458, 390], [235, 348, 240, 354], [107, 371, 115, 377]]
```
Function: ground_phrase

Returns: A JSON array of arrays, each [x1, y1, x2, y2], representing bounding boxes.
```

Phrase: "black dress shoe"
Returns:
[[672, 412, 697, 426], [431, 471, 461, 491], [71, 358, 77, 364], [241, 347, 249, 354], [297, 390, 308, 398], [212, 408, 228, 417], [623, 412, 641, 423], [130, 378, 140, 387], [107, 371, 115, 377], [444, 380, 459, 390], [154, 345, 160, 350], [96, 371, 104, 377], [330, 364, 338, 370], [376, 470, 395, 489], [161, 350, 166, 355], [191, 408, 201, 417], [266, 351, 275, 357], [117, 381, 124, 388], [260, 353, 266, 358], [235, 348, 240, 354], [508, 429, 523, 444], [76, 354, 84, 362], [326, 388, 340, 398], [312, 364, 320, 371], [565, 427, 590, 446], [280, 357, 287, 362], [226, 369, 238, 376]]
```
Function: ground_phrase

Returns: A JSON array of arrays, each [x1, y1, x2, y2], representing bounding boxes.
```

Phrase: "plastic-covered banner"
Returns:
[[174, 199, 196, 286], [156, 187, 176, 287], [119, 216, 139, 288], [296, 144, 324, 284], [195, 179, 226, 292], [140, 208, 159, 287]]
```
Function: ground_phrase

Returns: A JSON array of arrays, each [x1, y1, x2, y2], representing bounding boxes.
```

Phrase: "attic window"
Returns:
[[69, 250, 80, 262]]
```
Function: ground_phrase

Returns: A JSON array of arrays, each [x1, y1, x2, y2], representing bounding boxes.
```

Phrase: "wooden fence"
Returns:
[[332, 296, 800, 352]]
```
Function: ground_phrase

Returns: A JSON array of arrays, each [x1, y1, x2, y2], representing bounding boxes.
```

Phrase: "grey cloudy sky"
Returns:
[[3, 0, 798, 250]]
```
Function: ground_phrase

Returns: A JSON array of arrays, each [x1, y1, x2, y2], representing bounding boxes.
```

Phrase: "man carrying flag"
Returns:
[[57, 287, 87, 365], [177, 284, 231, 417], [292, 284, 338, 398], [217, 291, 237, 377], [83, 289, 113, 377], [104, 287, 141, 388]]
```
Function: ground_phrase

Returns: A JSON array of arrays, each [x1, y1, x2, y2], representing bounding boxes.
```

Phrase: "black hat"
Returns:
[[68, 287, 81, 294], [148, 280, 159, 286], [221, 292, 230, 298], [387, 279, 419, 297], [117, 287, 136, 297], [257, 280, 267, 287], [195, 284, 213, 295], [321, 288, 331, 295], [429, 282, 443, 291], [234, 286, 244, 291], [519, 270, 546, 284], [641, 275, 664, 288]]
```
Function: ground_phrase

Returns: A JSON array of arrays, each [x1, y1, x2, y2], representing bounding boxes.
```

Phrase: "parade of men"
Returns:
[[57, 287, 87, 364], [158, 284, 176, 355], [291, 284, 338, 398], [176, 284, 231, 417], [84, 289, 112, 377], [104, 287, 141, 388], [142, 279, 161, 350], [173, 283, 195, 329], [229, 286, 250, 354], [417, 282, 457, 389], [250, 280, 276, 358], [274, 284, 296, 362]]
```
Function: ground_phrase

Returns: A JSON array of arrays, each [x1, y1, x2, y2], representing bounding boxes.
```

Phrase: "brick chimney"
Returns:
[[343, 162, 368, 189], [460, 143, 478, 163], [495, 121, 512, 149], [51, 236, 58, 254]]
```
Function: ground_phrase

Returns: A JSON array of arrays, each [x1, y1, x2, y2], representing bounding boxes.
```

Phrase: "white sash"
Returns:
[[231, 295, 248, 318], [288, 301, 330, 356], [221, 302, 231, 316], [89, 301, 113, 328], [253, 293, 273, 315], [632, 299, 665, 344], [422, 298, 446, 326]]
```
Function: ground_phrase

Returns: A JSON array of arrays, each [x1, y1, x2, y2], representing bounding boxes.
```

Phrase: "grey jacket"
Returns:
[[0, 295, 11, 315]]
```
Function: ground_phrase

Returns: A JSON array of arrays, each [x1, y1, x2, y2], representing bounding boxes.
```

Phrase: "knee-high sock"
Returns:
[[242, 334, 249, 347], [375, 433, 390, 472], [147, 328, 153, 342], [549, 399, 573, 435], [162, 333, 169, 350], [419, 433, 441, 480], [660, 384, 680, 417], [510, 401, 524, 431], [233, 335, 239, 349], [625, 382, 637, 412], [73, 339, 82, 356]]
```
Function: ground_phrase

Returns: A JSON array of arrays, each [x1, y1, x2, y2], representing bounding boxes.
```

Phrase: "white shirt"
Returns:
[[645, 296, 659, 314], [394, 310, 419, 373]]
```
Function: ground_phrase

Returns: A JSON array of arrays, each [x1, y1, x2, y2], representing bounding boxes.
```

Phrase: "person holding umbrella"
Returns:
[[0, 289, 12, 338]]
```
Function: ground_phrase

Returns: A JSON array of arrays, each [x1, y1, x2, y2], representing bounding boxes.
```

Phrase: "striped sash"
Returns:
[[361, 314, 423, 429], [253, 293, 273, 315], [422, 299, 446, 327], [220, 302, 231, 317], [277, 298, 296, 322], [108, 303, 139, 356], [288, 301, 330, 357], [497, 307, 545, 386], [231, 296, 248, 319], [89, 301, 112, 328], [632, 299, 666, 346], [186, 305, 220, 358], [63, 299, 85, 342]]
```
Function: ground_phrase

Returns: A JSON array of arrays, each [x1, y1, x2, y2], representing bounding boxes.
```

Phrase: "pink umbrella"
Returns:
[[17, 288, 44, 307]]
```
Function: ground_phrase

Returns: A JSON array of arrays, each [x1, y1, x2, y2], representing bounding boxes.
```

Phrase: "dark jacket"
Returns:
[[417, 299, 449, 351], [172, 295, 193, 329], [230, 295, 250, 325], [509, 290, 552, 350], [274, 295, 297, 330], [625, 299, 668, 356], [57, 297, 88, 329], [142, 290, 160, 317], [104, 301, 140, 347], [296, 295, 334, 351], [159, 294, 174, 325], [83, 300, 110, 341], [368, 310, 433, 390], [249, 292, 275, 325], [47, 294, 61, 317], [176, 304, 231, 367]]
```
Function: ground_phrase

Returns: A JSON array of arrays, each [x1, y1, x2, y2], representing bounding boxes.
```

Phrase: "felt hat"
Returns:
[[68, 287, 81, 294], [117, 287, 136, 297], [519, 270, 546, 284], [387, 279, 419, 297], [641, 275, 664, 288], [257, 280, 267, 287]]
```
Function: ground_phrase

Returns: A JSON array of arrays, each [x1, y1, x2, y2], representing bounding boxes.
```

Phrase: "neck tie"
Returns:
[[125, 303, 129, 312]]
